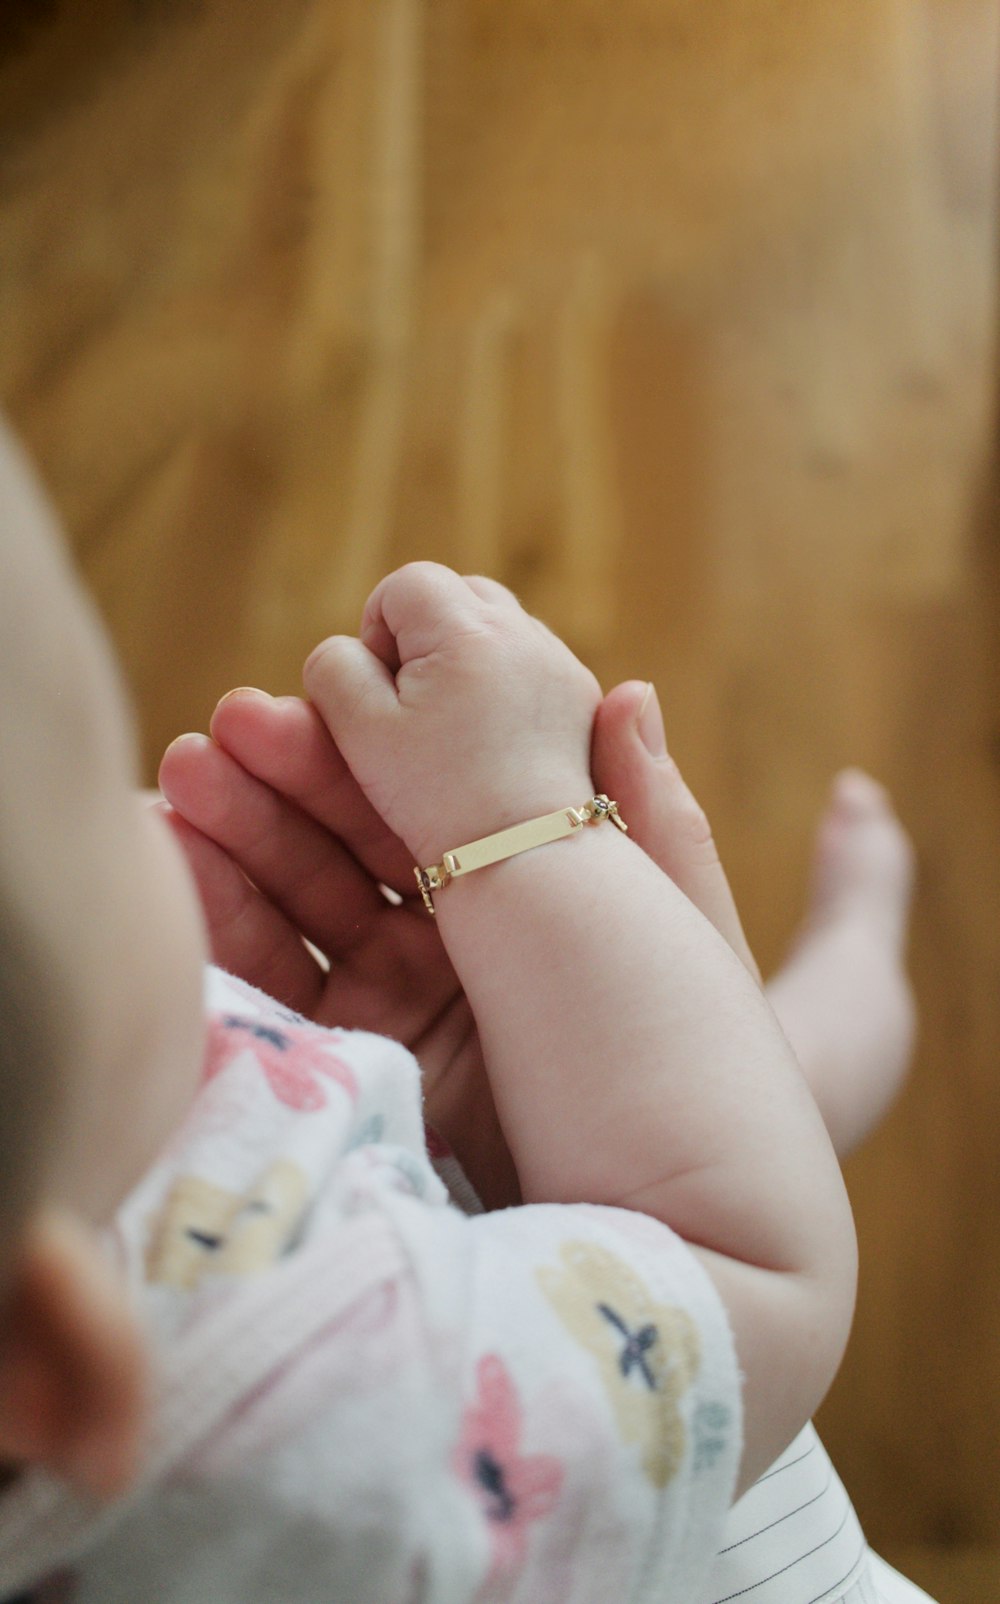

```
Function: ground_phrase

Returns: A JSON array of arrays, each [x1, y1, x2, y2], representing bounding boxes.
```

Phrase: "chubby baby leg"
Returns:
[[765, 770, 917, 1158]]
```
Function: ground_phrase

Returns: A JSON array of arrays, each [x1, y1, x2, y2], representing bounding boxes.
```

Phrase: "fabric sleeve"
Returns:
[[399, 1193, 742, 1603], [161, 1180, 741, 1604], [96, 972, 741, 1604]]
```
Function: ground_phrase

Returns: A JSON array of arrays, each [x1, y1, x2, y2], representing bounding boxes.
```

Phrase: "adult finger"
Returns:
[[591, 681, 761, 983], [160, 804, 327, 1015], [207, 690, 416, 894], [159, 731, 389, 957]]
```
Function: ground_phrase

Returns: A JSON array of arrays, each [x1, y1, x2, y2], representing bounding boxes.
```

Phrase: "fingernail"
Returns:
[[162, 732, 210, 754], [216, 686, 271, 706], [636, 682, 668, 759], [303, 642, 329, 679]]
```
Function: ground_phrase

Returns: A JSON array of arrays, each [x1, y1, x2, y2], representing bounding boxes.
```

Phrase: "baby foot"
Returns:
[[767, 770, 917, 1158], [803, 769, 916, 956]]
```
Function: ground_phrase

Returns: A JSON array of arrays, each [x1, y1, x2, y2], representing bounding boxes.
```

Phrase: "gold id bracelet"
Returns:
[[414, 793, 627, 914]]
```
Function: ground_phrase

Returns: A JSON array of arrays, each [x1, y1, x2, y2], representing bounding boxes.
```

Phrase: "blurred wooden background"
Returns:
[[2, 1, 998, 1594]]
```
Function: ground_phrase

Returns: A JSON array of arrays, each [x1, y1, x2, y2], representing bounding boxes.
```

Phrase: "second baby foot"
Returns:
[[804, 768, 915, 955], [765, 770, 917, 1159]]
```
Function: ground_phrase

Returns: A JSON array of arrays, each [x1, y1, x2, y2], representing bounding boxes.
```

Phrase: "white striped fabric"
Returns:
[[703, 1424, 937, 1603]]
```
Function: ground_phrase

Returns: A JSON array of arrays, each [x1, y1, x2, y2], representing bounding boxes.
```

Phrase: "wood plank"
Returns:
[[885, 1544, 1000, 1602]]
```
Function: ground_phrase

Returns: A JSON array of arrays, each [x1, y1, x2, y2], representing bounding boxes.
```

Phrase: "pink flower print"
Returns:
[[454, 1355, 563, 1581], [203, 1013, 357, 1111]]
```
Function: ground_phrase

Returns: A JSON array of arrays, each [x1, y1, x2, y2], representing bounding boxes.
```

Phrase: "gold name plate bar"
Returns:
[[414, 794, 626, 914]]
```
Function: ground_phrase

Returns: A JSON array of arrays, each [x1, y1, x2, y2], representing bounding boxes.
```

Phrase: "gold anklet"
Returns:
[[414, 794, 627, 914]]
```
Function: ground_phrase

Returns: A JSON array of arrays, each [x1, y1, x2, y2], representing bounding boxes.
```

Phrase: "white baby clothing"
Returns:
[[0, 966, 936, 1604], [0, 967, 740, 1603], [703, 1424, 936, 1603]]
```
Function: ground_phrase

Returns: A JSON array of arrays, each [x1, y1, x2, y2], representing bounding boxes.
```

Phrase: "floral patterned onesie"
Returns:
[[0, 967, 741, 1604]]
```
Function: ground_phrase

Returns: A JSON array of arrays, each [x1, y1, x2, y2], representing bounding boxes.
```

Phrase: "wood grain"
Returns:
[[2, 1, 998, 1588]]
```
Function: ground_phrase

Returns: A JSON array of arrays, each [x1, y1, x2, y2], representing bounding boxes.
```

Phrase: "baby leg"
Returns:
[[764, 770, 916, 1158]]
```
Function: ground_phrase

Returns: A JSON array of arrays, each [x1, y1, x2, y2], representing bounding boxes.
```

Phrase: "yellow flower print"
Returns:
[[147, 1160, 309, 1290], [537, 1240, 701, 1488]]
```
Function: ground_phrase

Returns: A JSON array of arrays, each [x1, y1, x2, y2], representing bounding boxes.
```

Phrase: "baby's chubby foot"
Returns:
[[769, 768, 917, 1157], [803, 768, 916, 955]]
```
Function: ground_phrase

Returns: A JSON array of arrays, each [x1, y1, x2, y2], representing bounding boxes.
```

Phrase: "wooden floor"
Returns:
[[2, 3, 999, 1594], [886, 1544, 1000, 1601]]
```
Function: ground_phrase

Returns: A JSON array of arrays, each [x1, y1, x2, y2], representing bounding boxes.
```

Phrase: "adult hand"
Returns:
[[159, 677, 757, 1208]]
